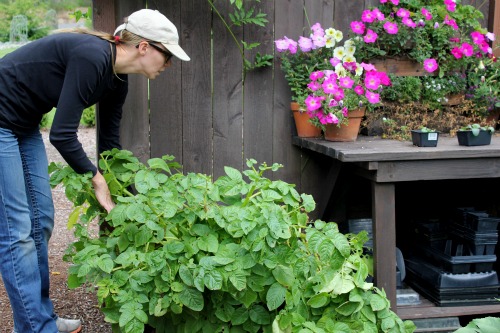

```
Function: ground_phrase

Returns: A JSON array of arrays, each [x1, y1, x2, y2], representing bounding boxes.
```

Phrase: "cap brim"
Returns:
[[163, 44, 190, 61]]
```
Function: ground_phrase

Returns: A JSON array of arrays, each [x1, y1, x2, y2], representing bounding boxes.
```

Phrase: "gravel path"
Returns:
[[0, 127, 113, 332]]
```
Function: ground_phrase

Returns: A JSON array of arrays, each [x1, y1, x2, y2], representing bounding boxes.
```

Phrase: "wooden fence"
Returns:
[[93, 0, 497, 218]]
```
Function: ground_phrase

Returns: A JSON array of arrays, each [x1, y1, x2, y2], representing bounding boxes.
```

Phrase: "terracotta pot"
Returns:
[[324, 107, 365, 142], [291, 102, 322, 138]]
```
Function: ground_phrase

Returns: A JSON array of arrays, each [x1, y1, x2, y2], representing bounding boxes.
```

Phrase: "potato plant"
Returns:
[[49, 149, 415, 333]]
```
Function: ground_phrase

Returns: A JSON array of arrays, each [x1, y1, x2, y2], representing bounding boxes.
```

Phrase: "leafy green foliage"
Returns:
[[209, 0, 271, 71], [455, 317, 500, 333], [459, 123, 495, 136], [50, 150, 415, 333]]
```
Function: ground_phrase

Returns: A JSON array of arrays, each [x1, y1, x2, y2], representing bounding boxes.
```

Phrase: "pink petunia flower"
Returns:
[[311, 22, 324, 37], [460, 43, 474, 57], [309, 71, 325, 81], [380, 0, 388, 3], [332, 87, 345, 101], [330, 57, 341, 67], [390, 0, 400, 5], [322, 79, 338, 94], [451, 47, 463, 59], [366, 91, 381, 104], [423, 58, 438, 72], [354, 85, 365, 95], [361, 62, 376, 71], [339, 76, 354, 89], [373, 8, 385, 21], [471, 31, 485, 45], [305, 95, 322, 111], [444, 0, 456, 12], [298, 36, 313, 52], [396, 8, 410, 19], [312, 34, 326, 48], [421, 8, 432, 20], [486, 32, 495, 41], [444, 15, 458, 30], [364, 72, 381, 90], [364, 29, 378, 43], [362, 10, 376, 23], [350, 21, 366, 35], [383, 21, 399, 35], [402, 17, 416, 28], [326, 113, 339, 125], [342, 107, 349, 117]]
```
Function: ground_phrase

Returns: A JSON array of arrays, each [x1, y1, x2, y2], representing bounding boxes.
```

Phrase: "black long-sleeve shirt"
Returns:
[[0, 33, 128, 175]]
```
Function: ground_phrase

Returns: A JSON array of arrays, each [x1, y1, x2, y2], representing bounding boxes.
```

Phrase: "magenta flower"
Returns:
[[311, 34, 326, 48], [342, 107, 349, 117], [364, 73, 381, 90], [339, 76, 354, 89], [307, 81, 321, 91], [322, 79, 338, 93], [311, 22, 324, 37], [444, 0, 456, 12], [310, 71, 324, 81], [330, 57, 341, 67], [383, 21, 399, 35], [451, 47, 463, 59], [402, 18, 416, 28], [471, 31, 485, 45], [380, 0, 388, 3], [444, 15, 458, 30], [350, 21, 366, 35], [326, 113, 339, 124], [365, 91, 380, 104], [396, 8, 410, 19], [373, 8, 385, 21], [298, 36, 313, 52], [361, 62, 376, 71], [479, 41, 490, 53], [305, 95, 322, 111], [460, 43, 474, 57], [421, 8, 432, 20], [364, 29, 378, 43], [390, 0, 400, 5], [423, 58, 438, 73], [362, 10, 376, 23], [354, 85, 365, 95], [343, 62, 358, 72], [332, 87, 345, 101]]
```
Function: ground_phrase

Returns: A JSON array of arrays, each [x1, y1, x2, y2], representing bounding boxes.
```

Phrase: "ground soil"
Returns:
[[0, 127, 113, 332]]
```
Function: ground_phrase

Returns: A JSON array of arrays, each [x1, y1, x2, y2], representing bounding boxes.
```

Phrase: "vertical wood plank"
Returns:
[[334, 0, 365, 35], [149, 1, 184, 163], [273, 0, 305, 186], [92, 0, 116, 33], [243, 0, 275, 167], [181, 0, 212, 174], [372, 182, 397, 309], [488, 0, 500, 57], [115, 0, 149, 163], [212, 1, 244, 179], [305, 0, 334, 27]]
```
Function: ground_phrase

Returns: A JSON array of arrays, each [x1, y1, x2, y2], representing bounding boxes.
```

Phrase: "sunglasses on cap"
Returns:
[[136, 41, 173, 63]]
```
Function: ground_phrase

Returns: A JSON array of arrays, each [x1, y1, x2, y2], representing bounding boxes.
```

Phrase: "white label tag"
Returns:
[[428, 133, 438, 141]]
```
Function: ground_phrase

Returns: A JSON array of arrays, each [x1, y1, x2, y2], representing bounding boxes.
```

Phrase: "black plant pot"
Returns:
[[411, 130, 439, 147], [457, 130, 492, 146]]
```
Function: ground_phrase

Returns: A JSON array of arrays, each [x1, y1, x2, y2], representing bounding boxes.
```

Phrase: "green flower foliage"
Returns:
[[49, 149, 415, 333]]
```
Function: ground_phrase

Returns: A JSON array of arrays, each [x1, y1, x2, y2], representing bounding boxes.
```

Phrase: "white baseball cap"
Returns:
[[114, 9, 190, 61]]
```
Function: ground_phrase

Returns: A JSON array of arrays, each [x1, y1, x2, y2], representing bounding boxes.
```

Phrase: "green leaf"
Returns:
[[307, 293, 330, 308], [97, 254, 114, 274], [266, 282, 286, 311], [369, 293, 388, 311], [225, 166, 243, 181], [249, 304, 271, 325], [204, 269, 223, 290], [178, 288, 204, 311], [332, 233, 351, 258], [229, 271, 247, 291], [272, 265, 295, 287], [231, 307, 249, 325]]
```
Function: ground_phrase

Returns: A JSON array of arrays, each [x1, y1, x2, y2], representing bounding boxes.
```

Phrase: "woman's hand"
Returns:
[[92, 171, 115, 213]]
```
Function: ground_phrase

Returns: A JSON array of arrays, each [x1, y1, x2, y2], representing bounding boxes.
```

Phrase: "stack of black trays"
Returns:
[[405, 208, 500, 306]]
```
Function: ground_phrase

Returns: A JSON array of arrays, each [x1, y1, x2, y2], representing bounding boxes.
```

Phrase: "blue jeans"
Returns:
[[0, 127, 58, 332]]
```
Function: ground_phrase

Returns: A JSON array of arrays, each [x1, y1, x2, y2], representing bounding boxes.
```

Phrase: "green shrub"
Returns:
[[49, 151, 415, 333]]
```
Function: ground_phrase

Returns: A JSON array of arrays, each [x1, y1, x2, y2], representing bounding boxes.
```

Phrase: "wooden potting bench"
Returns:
[[293, 135, 500, 319]]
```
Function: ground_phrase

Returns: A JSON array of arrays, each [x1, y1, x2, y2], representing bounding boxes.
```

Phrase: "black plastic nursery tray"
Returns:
[[417, 240, 497, 273], [465, 211, 500, 231], [405, 257, 500, 307]]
